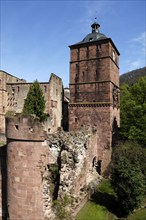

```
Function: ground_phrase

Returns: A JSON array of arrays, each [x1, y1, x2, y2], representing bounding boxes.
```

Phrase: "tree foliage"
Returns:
[[120, 76, 146, 145], [111, 141, 146, 216], [23, 80, 47, 121]]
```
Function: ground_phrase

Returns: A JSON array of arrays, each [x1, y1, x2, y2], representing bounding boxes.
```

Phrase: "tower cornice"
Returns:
[[69, 37, 120, 56]]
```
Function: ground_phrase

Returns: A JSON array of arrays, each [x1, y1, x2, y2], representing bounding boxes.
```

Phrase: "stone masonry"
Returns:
[[69, 22, 120, 174], [0, 71, 63, 141], [0, 70, 26, 141], [3, 115, 100, 220], [0, 21, 120, 220]]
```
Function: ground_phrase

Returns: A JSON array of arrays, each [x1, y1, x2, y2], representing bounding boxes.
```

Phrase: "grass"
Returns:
[[75, 179, 146, 220], [76, 179, 117, 220], [75, 201, 116, 220], [127, 208, 146, 220]]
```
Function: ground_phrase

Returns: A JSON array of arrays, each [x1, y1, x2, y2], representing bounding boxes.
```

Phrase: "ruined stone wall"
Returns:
[[0, 72, 6, 139], [0, 70, 25, 140], [45, 127, 100, 219], [49, 74, 63, 133], [6, 82, 50, 114], [6, 74, 63, 134], [4, 115, 100, 220], [0, 71, 63, 140], [69, 105, 117, 173]]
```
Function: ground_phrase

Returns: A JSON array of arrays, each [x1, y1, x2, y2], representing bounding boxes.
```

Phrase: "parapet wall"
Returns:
[[6, 115, 46, 141]]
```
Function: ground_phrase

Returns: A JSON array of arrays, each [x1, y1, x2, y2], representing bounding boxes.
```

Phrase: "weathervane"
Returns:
[[94, 10, 97, 23]]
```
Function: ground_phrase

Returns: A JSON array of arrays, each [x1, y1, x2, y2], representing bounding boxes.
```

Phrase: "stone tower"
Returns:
[[6, 116, 53, 220], [69, 21, 120, 172]]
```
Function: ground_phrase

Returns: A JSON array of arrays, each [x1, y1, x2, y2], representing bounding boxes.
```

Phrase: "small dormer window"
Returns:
[[89, 37, 93, 41]]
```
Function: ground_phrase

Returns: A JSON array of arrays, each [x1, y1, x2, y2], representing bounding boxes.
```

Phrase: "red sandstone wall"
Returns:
[[69, 37, 120, 174], [0, 70, 26, 137], [70, 81, 111, 103], [70, 41, 119, 85], [6, 116, 49, 220], [7, 142, 45, 220], [69, 105, 113, 173]]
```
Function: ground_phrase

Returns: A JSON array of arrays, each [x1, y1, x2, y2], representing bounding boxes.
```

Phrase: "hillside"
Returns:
[[120, 66, 146, 86]]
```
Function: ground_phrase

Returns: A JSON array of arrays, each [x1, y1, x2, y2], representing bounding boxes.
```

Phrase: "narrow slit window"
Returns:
[[15, 125, 19, 130]]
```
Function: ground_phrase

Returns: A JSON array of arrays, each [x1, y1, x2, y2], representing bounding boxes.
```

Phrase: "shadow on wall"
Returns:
[[0, 145, 8, 220]]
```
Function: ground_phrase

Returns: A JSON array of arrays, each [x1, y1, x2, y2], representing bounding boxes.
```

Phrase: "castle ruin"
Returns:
[[0, 71, 63, 141], [0, 21, 120, 220]]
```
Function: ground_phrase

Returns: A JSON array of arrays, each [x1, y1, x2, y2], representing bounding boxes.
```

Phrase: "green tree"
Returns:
[[23, 80, 47, 121], [111, 141, 146, 216], [120, 76, 146, 145]]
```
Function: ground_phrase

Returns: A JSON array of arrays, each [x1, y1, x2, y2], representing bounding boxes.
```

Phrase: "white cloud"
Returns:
[[131, 32, 146, 54], [124, 32, 146, 71], [132, 32, 146, 44], [129, 59, 144, 71]]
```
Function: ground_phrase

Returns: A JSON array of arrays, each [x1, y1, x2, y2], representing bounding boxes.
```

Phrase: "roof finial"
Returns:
[[91, 19, 100, 33]]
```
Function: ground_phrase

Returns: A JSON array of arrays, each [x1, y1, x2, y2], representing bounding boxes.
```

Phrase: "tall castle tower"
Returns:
[[69, 21, 120, 171]]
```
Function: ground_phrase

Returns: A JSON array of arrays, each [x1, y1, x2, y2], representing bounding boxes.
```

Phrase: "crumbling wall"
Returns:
[[5, 115, 100, 220], [46, 128, 100, 219], [0, 70, 25, 140]]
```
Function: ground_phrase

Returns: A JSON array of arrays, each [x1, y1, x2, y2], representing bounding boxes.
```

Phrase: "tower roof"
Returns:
[[69, 21, 120, 55], [73, 21, 107, 45]]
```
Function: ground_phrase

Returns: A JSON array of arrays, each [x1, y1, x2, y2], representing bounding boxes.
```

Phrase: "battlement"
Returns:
[[6, 115, 47, 141]]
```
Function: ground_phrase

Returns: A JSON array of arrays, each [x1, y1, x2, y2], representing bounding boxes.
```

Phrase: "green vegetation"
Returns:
[[76, 201, 116, 220], [48, 163, 59, 198], [127, 208, 146, 220], [23, 80, 47, 121], [53, 195, 71, 220], [76, 180, 117, 220], [110, 76, 146, 217], [97, 179, 115, 195], [76, 179, 146, 220], [120, 76, 146, 145], [111, 141, 146, 216]]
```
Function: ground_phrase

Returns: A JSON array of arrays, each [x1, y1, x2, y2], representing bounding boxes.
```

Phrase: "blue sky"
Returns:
[[0, 0, 146, 86]]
